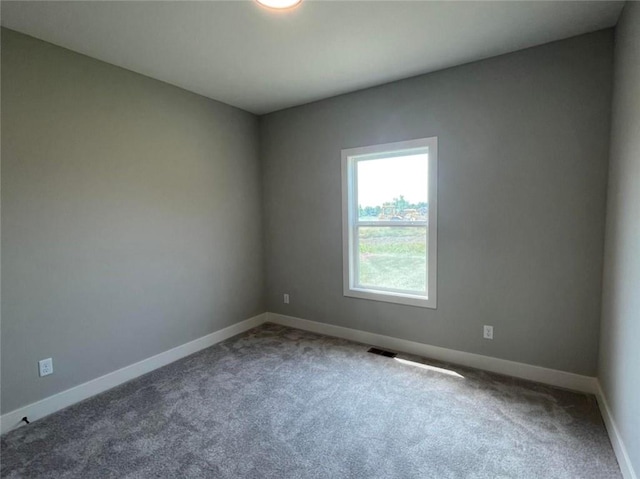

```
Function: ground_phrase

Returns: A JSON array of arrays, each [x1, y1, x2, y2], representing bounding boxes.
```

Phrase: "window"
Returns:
[[342, 137, 437, 308]]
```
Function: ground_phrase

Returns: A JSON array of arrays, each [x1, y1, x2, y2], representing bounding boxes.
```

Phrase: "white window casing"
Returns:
[[341, 137, 437, 309]]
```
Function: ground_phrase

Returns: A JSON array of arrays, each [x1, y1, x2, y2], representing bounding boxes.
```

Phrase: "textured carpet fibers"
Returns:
[[1, 324, 621, 478]]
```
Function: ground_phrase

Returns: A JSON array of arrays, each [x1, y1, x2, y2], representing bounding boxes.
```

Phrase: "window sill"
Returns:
[[344, 287, 437, 309]]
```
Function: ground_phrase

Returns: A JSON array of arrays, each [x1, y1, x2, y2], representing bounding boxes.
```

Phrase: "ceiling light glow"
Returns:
[[256, 0, 302, 10]]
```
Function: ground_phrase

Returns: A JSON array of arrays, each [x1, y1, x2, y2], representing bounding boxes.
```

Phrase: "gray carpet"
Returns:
[[1, 323, 621, 478]]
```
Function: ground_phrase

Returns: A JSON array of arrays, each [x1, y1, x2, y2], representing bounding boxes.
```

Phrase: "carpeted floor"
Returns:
[[1, 323, 621, 478]]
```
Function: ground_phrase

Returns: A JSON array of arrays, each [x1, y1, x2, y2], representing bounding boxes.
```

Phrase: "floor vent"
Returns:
[[368, 347, 397, 358]]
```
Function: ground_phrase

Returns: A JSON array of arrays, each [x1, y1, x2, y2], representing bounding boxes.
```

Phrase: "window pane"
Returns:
[[357, 154, 428, 222], [357, 226, 427, 293]]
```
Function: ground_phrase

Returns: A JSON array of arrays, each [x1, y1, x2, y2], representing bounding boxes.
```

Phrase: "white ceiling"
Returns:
[[1, 1, 624, 114]]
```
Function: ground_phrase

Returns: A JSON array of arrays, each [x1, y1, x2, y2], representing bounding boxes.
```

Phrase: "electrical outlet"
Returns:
[[283, 293, 290, 304], [39, 358, 53, 377], [483, 325, 494, 340]]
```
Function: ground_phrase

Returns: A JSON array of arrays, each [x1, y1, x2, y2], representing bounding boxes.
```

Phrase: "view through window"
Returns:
[[342, 138, 437, 308]]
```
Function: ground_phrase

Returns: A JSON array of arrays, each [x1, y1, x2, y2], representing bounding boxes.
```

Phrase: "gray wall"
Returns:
[[1, 29, 264, 413], [261, 30, 613, 376], [599, 2, 640, 474]]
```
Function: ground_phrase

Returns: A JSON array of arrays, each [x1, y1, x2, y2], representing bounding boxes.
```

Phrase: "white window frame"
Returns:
[[341, 137, 438, 309]]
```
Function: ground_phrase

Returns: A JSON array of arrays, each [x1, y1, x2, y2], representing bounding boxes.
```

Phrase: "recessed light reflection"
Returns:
[[394, 358, 464, 378]]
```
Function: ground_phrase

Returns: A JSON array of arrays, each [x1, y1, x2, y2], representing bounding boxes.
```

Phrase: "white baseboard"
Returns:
[[266, 312, 598, 394], [596, 381, 638, 479], [0, 313, 267, 435]]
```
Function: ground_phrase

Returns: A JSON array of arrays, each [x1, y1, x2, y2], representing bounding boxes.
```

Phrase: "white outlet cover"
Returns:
[[39, 357, 53, 377], [283, 294, 290, 304], [483, 325, 494, 340]]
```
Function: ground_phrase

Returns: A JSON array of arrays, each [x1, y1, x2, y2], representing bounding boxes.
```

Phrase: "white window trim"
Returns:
[[341, 137, 438, 309]]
